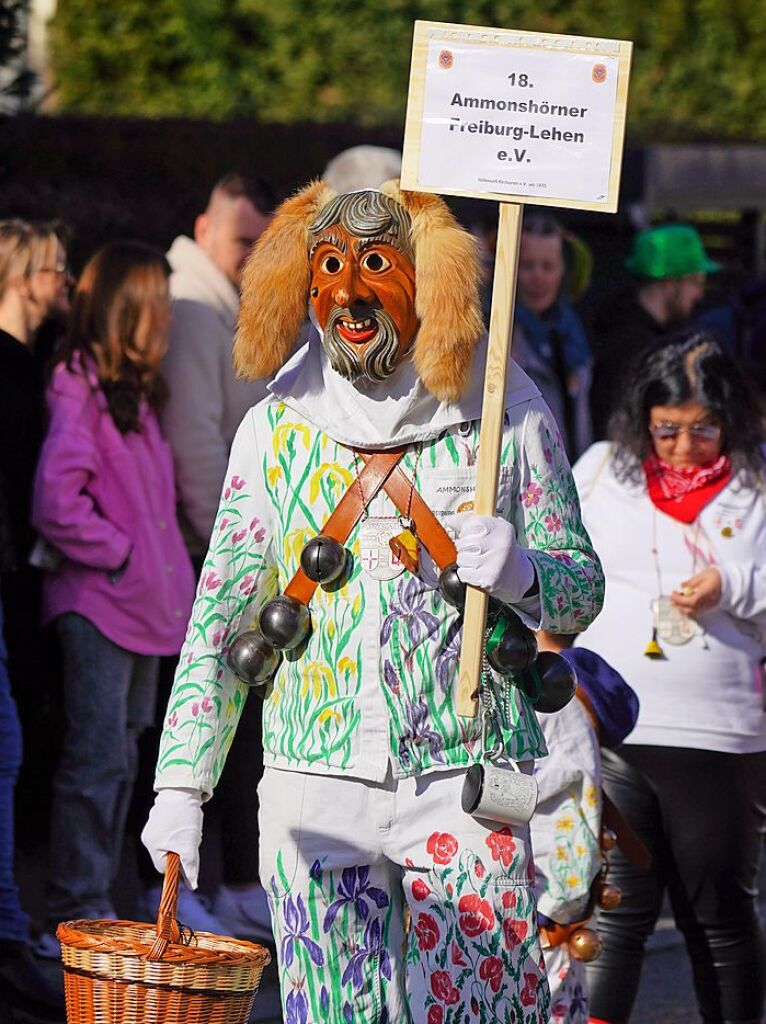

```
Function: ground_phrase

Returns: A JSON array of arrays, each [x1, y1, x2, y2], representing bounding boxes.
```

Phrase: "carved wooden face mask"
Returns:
[[308, 191, 419, 384], [235, 179, 484, 402]]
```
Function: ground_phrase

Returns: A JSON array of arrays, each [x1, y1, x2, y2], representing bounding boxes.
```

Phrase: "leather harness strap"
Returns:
[[602, 792, 652, 871], [284, 449, 406, 606], [574, 684, 599, 734], [355, 453, 458, 571], [284, 449, 457, 605]]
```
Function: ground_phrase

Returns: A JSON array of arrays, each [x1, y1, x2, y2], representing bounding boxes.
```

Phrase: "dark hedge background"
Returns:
[[1, 115, 405, 269], [0, 114, 754, 311], [1, 114, 648, 283]]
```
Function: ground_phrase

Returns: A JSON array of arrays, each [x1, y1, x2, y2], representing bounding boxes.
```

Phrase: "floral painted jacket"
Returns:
[[155, 392, 603, 796], [532, 699, 602, 924]]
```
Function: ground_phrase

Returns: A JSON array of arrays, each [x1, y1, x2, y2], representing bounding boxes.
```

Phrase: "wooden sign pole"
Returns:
[[400, 20, 632, 717], [455, 200, 524, 717]]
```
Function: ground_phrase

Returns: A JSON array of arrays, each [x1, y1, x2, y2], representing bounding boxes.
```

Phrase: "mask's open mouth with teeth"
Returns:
[[335, 315, 379, 345]]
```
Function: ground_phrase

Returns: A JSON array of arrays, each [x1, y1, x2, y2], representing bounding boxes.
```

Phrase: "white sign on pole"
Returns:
[[400, 20, 632, 716], [402, 22, 632, 213]]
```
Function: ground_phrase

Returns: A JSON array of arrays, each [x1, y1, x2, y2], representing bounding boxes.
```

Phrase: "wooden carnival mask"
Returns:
[[234, 180, 484, 401], [307, 191, 419, 384]]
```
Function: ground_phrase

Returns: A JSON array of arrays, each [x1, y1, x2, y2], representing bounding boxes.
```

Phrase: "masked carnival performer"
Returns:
[[142, 181, 604, 1023]]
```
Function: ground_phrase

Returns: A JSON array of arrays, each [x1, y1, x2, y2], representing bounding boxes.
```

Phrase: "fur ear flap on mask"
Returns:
[[380, 180, 484, 402], [234, 179, 336, 380]]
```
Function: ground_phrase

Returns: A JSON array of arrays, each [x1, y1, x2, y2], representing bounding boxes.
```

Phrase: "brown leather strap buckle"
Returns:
[[355, 453, 458, 572], [284, 448, 406, 606]]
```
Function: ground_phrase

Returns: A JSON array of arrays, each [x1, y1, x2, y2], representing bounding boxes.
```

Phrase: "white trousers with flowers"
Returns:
[[544, 946, 588, 1023], [258, 766, 550, 1024]]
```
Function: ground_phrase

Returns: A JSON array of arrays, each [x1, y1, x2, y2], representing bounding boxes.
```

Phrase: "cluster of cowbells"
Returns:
[[226, 535, 347, 688], [226, 535, 577, 714]]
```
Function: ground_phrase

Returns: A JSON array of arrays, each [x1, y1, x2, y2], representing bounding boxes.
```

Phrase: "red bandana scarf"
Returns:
[[643, 453, 732, 523]]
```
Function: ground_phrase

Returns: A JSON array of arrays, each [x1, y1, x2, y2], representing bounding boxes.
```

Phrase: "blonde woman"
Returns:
[[0, 219, 68, 572], [0, 219, 68, 1015]]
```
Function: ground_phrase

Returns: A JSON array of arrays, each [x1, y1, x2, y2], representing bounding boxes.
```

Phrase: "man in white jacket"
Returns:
[[163, 173, 274, 559], [156, 173, 275, 942]]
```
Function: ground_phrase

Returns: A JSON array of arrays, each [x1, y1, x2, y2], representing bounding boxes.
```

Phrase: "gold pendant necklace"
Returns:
[[645, 511, 702, 657]]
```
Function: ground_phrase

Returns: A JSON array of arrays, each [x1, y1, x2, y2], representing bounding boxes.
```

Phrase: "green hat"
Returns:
[[625, 224, 720, 279]]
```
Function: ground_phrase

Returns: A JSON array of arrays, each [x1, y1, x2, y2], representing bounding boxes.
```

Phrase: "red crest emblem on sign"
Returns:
[[439, 50, 454, 70], [592, 64, 607, 83]]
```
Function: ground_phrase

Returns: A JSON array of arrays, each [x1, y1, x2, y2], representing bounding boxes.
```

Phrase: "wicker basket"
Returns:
[[57, 853, 271, 1024]]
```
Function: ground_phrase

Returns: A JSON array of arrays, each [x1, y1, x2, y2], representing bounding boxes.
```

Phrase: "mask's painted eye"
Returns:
[[321, 254, 343, 274], [361, 251, 391, 273]]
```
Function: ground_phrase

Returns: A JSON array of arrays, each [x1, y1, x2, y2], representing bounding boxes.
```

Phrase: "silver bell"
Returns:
[[227, 630, 281, 686]]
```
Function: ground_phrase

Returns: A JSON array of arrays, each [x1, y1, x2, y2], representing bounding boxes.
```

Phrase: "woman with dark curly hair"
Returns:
[[573, 330, 766, 1024]]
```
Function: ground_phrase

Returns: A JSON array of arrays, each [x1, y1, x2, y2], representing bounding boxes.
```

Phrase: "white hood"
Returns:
[[268, 327, 541, 448]]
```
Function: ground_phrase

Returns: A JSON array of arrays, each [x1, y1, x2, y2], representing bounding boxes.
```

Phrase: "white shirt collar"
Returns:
[[268, 327, 540, 448]]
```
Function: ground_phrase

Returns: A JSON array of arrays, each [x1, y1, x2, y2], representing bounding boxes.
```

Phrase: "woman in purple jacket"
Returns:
[[32, 242, 195, 935]]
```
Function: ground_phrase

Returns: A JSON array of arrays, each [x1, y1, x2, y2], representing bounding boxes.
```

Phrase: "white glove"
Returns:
[[141, 788, 204, 890], [446, 513, 536, 605]]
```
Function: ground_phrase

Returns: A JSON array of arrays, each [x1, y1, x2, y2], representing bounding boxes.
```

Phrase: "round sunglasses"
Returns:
[[648, 422, 722, 442]]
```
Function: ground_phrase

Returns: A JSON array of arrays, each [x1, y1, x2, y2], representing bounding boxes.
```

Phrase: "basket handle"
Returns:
[[147, 850, 182, 961]]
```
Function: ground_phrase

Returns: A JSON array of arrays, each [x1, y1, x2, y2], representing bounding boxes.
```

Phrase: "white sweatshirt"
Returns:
[[163, 236, 268, 553], [573, 442, 766, 753]]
